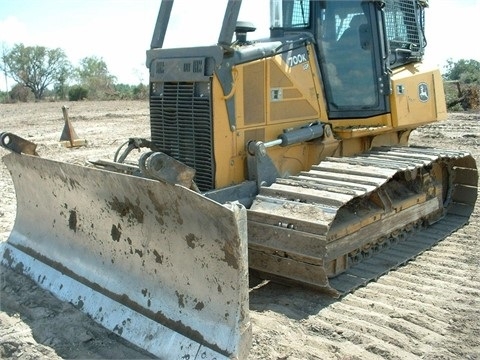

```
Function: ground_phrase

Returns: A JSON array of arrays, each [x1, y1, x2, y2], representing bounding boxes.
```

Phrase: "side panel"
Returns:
[[390, 63, 448, 128], [212, 43, 332, 188]]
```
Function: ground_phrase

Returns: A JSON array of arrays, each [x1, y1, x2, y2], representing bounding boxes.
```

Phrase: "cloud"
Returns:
[[1, 0, 478, 91], [0, 16, 29, 46], [424, 0, 480, 70]]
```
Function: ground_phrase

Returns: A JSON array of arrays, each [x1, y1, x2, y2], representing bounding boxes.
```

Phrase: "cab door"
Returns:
[[315, 0, 390, 119]]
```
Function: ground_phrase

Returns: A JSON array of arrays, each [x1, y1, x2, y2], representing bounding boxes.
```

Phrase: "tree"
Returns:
[[10, 83, 34, 102], [3, 44, 72, 100], [1, 44, 10, 102], [75, 56, 117, 100], [68, 85, 88, 101], [443, 59, 480, 84], [113, 83, 148, 100], [443, 59, 480, 111]]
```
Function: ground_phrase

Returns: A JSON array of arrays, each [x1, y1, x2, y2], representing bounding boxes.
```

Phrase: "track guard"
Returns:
[[1, 152, 251, 359]]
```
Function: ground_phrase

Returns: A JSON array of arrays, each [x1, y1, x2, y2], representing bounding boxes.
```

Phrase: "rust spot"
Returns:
[[111, 224, 122, 242], [108, 196, 144, 224]]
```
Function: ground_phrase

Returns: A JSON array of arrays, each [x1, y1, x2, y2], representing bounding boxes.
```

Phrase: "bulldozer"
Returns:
[[1, 0, 478, 359]]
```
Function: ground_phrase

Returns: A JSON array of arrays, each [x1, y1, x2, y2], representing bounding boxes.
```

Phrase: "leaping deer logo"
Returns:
[[418, 83, 429, 102]]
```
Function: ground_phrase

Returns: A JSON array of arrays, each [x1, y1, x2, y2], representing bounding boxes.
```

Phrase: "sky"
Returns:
[[0, 0, 479, 92]]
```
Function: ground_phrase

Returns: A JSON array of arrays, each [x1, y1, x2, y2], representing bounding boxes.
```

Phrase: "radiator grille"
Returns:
[[150, 81, 214, 191]]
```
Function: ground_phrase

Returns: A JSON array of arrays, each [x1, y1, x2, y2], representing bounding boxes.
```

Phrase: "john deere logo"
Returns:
[[418, 83, 429, 102]]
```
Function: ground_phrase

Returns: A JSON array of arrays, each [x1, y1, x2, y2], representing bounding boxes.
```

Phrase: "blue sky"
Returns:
[[1, 0, 479, 91]]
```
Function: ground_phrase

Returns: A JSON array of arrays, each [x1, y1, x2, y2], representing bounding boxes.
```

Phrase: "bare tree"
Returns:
[[0, 43, 10, 101]]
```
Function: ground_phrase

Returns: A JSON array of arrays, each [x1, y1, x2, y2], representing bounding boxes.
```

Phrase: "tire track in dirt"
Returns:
[[250, 230, 480, 359], [282, 225, 480, 360]]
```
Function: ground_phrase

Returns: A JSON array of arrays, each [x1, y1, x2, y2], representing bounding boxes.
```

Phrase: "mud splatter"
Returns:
[[2, 247, 14, 267], [113, 324, 123, 335], [153, 250, 163, 264], [111, 224, 122, 242], [69, 178, 81, 190], [108, 196, 144, 224], [175, 291, 185, 308], [147, 190, 166, 225], [147, 190, 183, 226], [75, 297, 84, 310], [68, 210, 77, 232], [221, 240, 239, 270], [185, 233, 198, 249]]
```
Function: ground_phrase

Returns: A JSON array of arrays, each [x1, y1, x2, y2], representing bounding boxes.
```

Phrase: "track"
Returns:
[[329, 213, 470, 294], [248, 146, 477, 294]]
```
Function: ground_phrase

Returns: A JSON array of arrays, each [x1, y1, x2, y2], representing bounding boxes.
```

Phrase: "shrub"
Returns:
[[10, 84, 34, 102], [68, 85, 88, 101]]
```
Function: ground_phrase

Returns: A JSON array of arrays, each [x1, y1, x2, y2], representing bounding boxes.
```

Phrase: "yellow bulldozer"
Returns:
[[1, 0, 477, 358]]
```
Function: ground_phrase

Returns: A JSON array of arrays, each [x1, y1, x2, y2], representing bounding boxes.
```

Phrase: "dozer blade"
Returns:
[[0, 152, 251, 359], [248, 146, 478, 296]]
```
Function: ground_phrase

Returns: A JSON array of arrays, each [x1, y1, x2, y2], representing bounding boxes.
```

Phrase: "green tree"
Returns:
[[3, 44, 71, 100], [132, 83, 148, 100], [443, 59, 480, 111], [75, 56, 116, 100], [68, 85, 88, 101], [54, 65, 70, 100], [443, 59, 480, 84]]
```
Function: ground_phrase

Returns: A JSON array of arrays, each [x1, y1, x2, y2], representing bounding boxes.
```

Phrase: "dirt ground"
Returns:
[[0, 100, 479, 360]]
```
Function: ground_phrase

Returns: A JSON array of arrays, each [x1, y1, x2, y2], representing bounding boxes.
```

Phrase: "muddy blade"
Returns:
[[248, 146, 478, 295], [1, 153, 251, 359]]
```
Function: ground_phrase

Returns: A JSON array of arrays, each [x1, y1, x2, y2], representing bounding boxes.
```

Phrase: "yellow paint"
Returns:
[[212, 49, 446, 189]]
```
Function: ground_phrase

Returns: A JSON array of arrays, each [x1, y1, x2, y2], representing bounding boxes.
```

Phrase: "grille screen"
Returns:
[[150, 81, 214, 191], [384, 0, 424, 65]]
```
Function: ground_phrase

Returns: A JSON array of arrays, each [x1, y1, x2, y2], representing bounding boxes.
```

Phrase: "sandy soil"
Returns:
[[1, 101, 479, 359]]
